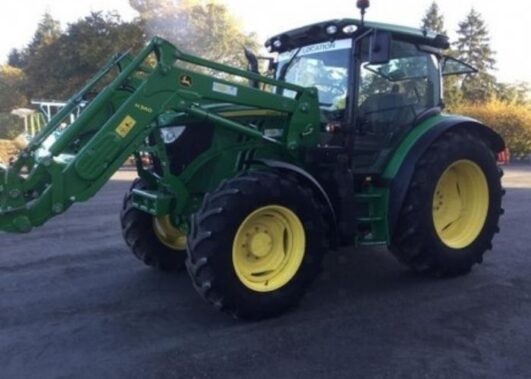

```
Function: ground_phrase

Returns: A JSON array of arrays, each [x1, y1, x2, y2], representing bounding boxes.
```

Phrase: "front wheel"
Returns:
[[186, 171, 327, 320], [390, 129, 504, 276], [120, 178, 187, 271]]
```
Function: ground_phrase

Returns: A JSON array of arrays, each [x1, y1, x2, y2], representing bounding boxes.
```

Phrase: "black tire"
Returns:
[[390, 129, 504, 276], [120, 178, 186, 271], [186, 171, 326, 320]]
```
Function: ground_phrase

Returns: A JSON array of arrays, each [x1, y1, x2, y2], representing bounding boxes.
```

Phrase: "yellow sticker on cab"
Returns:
[[115, 115, 137, 138]]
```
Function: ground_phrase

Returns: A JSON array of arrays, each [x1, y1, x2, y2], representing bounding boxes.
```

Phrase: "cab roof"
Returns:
[[265, 18, 450, 53]]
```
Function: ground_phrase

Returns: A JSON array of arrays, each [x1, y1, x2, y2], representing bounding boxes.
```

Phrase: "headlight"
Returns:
[[342, 25, 358, 34], [160, 126, 186, 144], [326, 25, 338, 35]]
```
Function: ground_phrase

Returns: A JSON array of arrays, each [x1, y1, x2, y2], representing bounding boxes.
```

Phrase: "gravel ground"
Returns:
[[1, 165, 530, 378]]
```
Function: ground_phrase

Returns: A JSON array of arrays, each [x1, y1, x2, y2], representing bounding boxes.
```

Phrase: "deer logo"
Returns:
[[180, 75, 193, 88]]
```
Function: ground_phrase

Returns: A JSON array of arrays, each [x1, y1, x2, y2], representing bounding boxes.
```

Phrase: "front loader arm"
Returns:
[[0, 37, 320, 233]]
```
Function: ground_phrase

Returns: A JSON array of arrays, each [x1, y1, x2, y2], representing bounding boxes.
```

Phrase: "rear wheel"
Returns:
[[390, 130, 504, 276], [186, 171, 326, 320], [120, 178, 186, 271]]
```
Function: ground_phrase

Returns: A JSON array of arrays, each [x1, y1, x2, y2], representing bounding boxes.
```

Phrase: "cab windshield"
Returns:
[[277, 39, 351, 112]]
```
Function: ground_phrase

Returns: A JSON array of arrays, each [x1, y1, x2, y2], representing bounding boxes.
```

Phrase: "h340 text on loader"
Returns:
[[0, 4, 504, 320]]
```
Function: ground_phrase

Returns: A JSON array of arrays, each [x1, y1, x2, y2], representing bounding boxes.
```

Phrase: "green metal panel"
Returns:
[[381, 114, 446, 180], [350, 114, 448, 246]]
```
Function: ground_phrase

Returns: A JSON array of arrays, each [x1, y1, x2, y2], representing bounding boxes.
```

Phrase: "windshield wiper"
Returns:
[[278, 48, 302, 81]]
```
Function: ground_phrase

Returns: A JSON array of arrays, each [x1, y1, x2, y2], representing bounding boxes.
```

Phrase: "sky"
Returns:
[[0, 0, 529, 83]]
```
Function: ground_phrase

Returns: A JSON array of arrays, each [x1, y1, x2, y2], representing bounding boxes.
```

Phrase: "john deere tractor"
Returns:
[[0, 7, 504, 319]]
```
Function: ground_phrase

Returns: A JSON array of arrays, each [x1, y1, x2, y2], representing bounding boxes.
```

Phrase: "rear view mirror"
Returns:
[[369, 31, 391, 64]]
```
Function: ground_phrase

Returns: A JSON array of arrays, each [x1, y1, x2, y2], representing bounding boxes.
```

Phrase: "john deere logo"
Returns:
[[180, 74, 193, 88]]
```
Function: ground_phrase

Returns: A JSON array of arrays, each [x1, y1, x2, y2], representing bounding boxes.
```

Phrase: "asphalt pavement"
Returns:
[[1, 166, 531, 378]]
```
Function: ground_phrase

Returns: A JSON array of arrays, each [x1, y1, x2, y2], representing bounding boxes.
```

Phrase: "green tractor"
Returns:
[[0, 6, 504, 319]]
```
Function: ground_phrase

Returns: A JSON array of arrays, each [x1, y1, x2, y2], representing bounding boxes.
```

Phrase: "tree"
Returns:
[[0, 65, 27, 112], [27, 12, 62, 57], [7, 49, 26, 69], [419, 2, 464, 110], [421, 1, 446, 35], [454, 9, 496, 102], [23, 12, 145, 99], [0, 113, 24, 140], [8, 12, 62, 69], [129, 0, 259, 69]]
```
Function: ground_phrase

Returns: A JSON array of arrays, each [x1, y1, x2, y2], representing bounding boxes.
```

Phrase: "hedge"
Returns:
[[452, 100, 531, 156], [0, 113, 23, 140]]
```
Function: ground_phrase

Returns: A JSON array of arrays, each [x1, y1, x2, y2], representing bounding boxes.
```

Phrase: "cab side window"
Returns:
[[354, 39, 440, 170]]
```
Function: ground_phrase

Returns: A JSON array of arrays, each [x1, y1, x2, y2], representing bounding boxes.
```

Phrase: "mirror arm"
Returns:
[[243, 46, 260, 88]]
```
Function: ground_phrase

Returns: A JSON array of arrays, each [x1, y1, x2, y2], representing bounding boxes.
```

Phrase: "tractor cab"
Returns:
[[266, 19, 475, 172]]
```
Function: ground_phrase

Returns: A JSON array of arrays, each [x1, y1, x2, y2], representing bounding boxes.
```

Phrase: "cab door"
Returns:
[[352, 36, 442, 173]]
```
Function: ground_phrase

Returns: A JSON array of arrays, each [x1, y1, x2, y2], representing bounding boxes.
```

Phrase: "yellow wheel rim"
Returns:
[[153, 216, 187, 251], [232, 205, 305, 292], [432, 160, 489, 249]]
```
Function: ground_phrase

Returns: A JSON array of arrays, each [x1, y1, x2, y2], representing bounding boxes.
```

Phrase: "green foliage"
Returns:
[[494, 81, 530, 105], [28, 13, 63, 57], [129, 0, 259, 69], [2, 1, 258, 107], [420, 2, 465, 109], [0, 113, 23, 139], [7, 49, 26, 69], [421, 1, 446, 35], [0, 65, 27, 112], [443, 76, 464, 111], [454, 100, 531, 156], [22, 12, 145, 100], [454, 9, 497, 103], [420, 4, 530, 113], [8, 12, 62, 70]]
